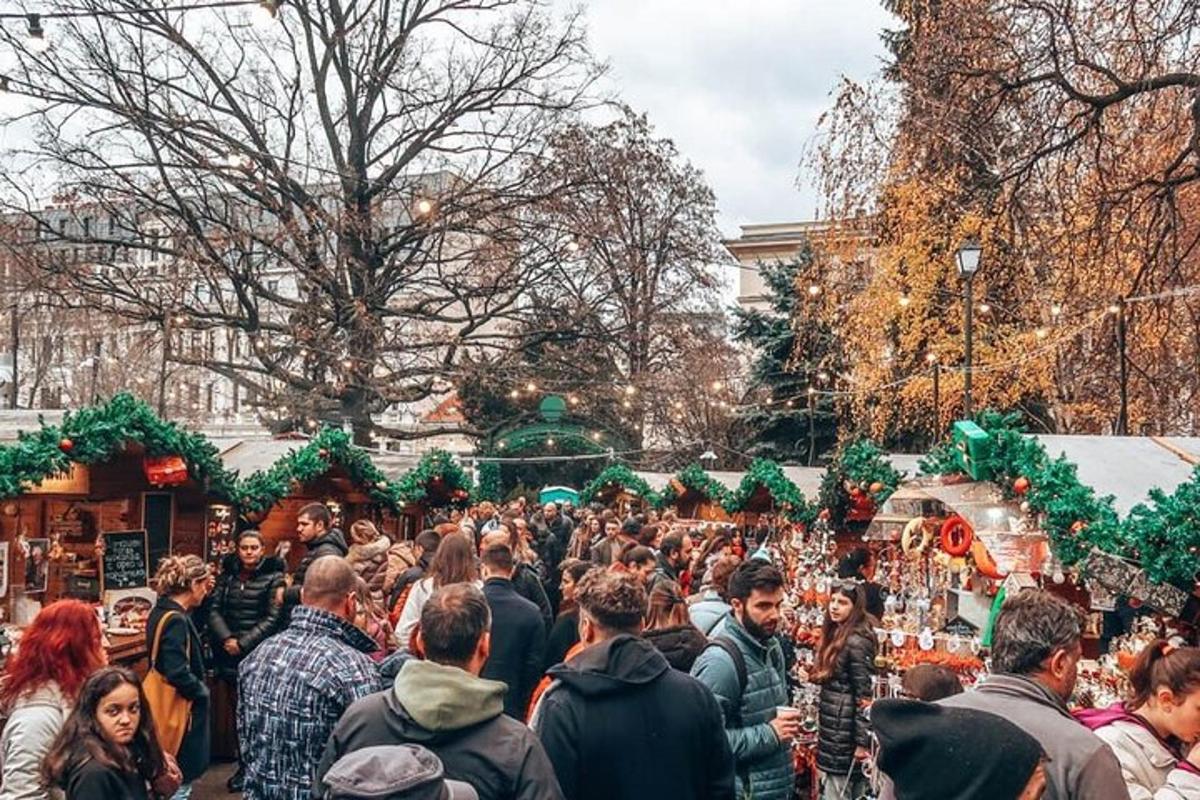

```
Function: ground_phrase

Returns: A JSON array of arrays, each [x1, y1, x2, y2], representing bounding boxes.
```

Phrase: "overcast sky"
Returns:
[[575, 0, 897, 239]]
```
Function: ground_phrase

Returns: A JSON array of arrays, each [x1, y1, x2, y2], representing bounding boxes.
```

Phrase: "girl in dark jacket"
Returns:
[[43, 666, 174, 800], [207, 530, 284, 789], [812, 581, 877, 800], [544, 559, 591, 669], [146, 555, 212, 800], [642, 580, 708, 671]]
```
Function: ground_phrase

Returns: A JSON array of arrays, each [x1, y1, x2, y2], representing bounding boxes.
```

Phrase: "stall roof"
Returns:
[[220, 438, 422, 481], [634, 466, 826, 503], [1031, 435, 1197, 516], [0, 410, 66, 444]]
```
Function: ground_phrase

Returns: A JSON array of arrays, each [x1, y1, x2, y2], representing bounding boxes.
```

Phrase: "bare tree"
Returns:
[[0, 0, 599, 441], [511, 107, 729, 445]]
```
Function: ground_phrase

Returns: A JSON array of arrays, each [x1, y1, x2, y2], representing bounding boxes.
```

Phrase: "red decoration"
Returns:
[[846, 490, 876, 522], [1013, 476, 1031, 495], [143, 455, 189, 487], [940, 515, 974, 557], [869, 481, 884, 494], [59, 438, 74, 453]]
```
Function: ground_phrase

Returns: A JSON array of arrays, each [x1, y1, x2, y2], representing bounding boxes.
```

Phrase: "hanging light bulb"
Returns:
[[414, 197, 434, 217], [898, 294, 911, 308], [978, 302, 991, 314], [525, 381, 537, 393], [807, 284, 821, 297], [26, 15, 49, 53], [565, 239, 580, 253], [251, 0, 280, 28], [1050, 303, 1062, 317], [509, 389, 519, 399]]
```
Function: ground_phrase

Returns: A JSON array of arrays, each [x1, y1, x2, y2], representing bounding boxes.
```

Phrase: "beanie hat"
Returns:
[[322, 744, 478, 800], [872, 699, 1044, 800]]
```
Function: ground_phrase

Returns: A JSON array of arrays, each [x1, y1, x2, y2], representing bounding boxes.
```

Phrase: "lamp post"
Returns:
[[956, 240, 982, 418]]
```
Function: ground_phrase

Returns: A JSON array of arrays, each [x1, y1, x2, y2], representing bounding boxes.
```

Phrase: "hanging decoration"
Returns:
[[143, 455, 189, 487]]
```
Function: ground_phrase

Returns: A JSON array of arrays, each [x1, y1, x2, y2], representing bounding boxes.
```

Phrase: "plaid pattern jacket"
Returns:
[[238, 605, 383, 800]]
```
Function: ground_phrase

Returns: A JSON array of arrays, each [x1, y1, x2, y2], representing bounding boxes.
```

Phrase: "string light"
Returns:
[[414, 198, 434, 217], [925, 352, 939, 364], [710, 380, 724, 391], [1051, 303, 1062, 317], [1107, 303, 1121, 315], [1035, 327, 1048, 339], [807, 284, 821, 297], [508, 389, 519, 399], [525, 381, 537, 392], [567, 394, 579, 405], [978, 302, 991, 313], [623, 385, 637, 396], [545, 437, 555, 446], [898, 294, 911, 308]]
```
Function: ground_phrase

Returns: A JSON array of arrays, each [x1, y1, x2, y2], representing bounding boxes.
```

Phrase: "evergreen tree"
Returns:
[[733, 240, 840, 464]]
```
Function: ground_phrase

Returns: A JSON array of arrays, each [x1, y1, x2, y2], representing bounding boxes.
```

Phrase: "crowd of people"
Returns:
[[5, 496, 1200, 799]]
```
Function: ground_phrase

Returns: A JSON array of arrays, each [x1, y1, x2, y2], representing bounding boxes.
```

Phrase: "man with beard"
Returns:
[[691, 560, 796, 800]]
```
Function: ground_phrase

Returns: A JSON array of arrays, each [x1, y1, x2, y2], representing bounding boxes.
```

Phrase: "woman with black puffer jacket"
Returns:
[[207, 530, 284, 792], [811, 581, 877, 800]]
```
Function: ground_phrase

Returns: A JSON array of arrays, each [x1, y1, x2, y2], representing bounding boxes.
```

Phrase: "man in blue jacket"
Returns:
[[691, 559, 797, 800]]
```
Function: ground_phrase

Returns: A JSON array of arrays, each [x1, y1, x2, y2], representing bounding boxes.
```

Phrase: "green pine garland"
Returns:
[[235, 427, 403, 515], [818, 439, 904, 526], [723, 458, 816, 522], [657, 463, 731, 510], [580, 463, 660, 506], [0, 393, 238, 501], [915, 410, 1200, 584], [392, 449, 474, 507], [476, 460, 502, 503]]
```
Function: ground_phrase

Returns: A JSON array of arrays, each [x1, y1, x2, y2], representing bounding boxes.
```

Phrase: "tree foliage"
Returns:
[[0, 0, 598, 442]]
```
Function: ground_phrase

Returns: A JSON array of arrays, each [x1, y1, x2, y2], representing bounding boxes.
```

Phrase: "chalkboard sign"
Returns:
[[101, 530, 148, 591]]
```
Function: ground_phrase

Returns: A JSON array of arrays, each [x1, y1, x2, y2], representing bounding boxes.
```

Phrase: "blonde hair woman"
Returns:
[[147, 555, 212, 799], [346, 520, 391, 607]]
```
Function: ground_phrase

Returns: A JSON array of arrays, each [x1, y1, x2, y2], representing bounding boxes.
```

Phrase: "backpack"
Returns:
[[702, 636, 748, 726]]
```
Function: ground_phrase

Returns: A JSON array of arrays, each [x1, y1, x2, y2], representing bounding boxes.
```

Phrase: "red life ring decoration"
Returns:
[[971, 538, 1007, 580], [940, 515, 974, 557]]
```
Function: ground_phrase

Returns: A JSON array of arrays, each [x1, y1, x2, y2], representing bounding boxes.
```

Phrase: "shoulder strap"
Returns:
[[149, 611, 191, 667], [704, 636, 748, 723]]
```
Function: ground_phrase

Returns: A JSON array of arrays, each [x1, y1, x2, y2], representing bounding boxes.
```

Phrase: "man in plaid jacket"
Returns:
[[238, 556, 383, 800]]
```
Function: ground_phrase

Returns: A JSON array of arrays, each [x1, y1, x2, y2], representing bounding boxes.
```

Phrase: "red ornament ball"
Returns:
[[1013, 476, 1031, 495], [59, 438, 74, 453]]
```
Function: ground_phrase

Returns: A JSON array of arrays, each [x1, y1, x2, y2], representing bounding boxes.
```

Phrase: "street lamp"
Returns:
[[955, 239, 982, 418]]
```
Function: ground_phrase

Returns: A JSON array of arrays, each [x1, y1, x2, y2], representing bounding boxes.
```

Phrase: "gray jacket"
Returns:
[[0, 683, 68, 800], [688, 590, 732, 636], [939, 674, 1130, 800]]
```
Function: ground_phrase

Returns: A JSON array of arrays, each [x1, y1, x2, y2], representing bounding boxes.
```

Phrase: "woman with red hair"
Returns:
[[0, 599, 108, 800]]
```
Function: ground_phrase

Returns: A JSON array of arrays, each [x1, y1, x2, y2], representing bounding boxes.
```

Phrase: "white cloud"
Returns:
[[571, 0, 897, 235]]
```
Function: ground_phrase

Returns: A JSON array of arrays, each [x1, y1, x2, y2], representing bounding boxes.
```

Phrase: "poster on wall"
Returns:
[[204, 504, 236, 563], [24, 538, 50, 594], [0, 541, 9, 598]]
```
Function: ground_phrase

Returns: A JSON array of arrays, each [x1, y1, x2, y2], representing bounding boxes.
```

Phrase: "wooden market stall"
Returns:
[[387, 450, 474, 532], [225, 429, 411, 570], [0, 394, 239, 669], [724, 458, 811, 527], [579, 464, 660, 515], [657, 464, 732, 522]]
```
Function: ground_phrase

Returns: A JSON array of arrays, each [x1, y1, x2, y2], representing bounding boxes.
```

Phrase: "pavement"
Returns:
[[193, 762, 239, 799]]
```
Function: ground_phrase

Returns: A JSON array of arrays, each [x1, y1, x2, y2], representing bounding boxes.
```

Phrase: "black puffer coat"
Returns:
[[815, 626, 877, 774], [207, 554, 286, 679], [643, 624, 708, 672], [282, 528, 349, 609]]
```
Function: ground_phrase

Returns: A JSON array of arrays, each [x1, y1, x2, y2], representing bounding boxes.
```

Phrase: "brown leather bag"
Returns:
[[142, 611, 193, 755]]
